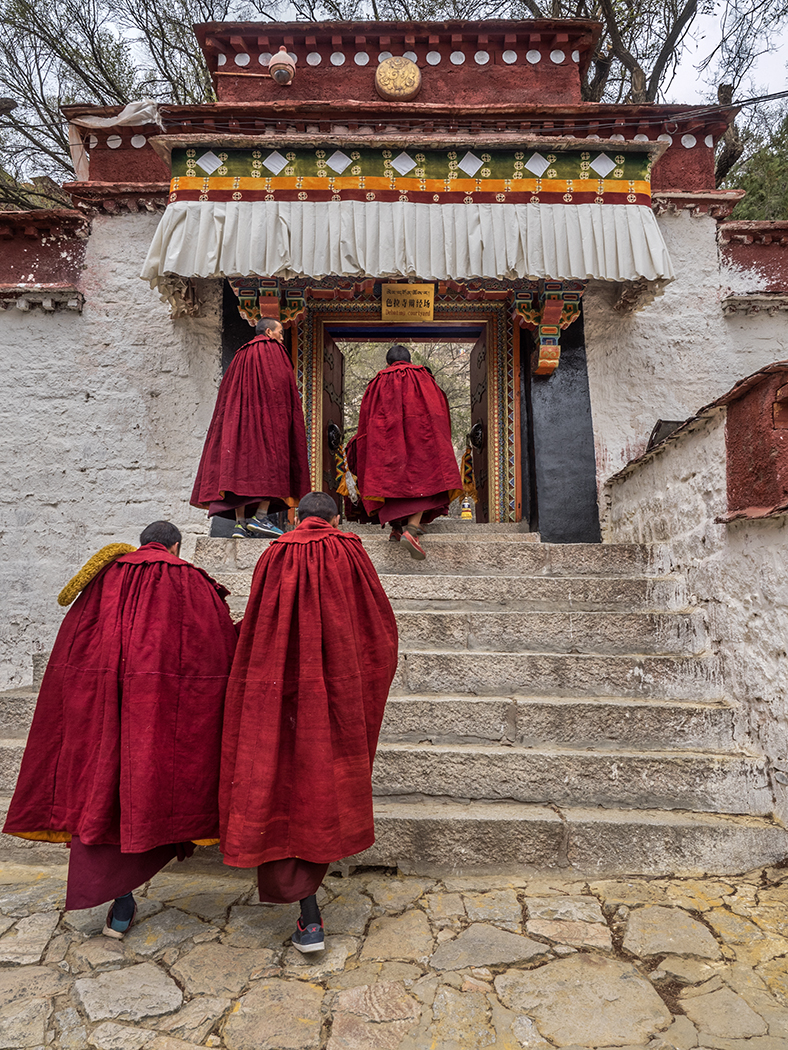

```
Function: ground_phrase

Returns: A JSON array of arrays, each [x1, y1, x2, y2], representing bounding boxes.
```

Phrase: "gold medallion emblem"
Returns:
[[375, 56, 422, 101]]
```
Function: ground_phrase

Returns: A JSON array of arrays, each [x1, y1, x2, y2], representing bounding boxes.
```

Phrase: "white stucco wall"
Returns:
[[0, 213, 223, 689], [602, 413, 788, 821], [584, 211, 788, 485]]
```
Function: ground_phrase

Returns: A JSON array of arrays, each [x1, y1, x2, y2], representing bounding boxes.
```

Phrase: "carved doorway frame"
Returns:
[[291, 290, 521, 523]]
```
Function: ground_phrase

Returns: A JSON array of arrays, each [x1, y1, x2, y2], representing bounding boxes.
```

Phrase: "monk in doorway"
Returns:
[[220, 491, 398, 952], [3, 521, 237, 936], [354, 344, 463, 559], [191, 316, 311, 539]]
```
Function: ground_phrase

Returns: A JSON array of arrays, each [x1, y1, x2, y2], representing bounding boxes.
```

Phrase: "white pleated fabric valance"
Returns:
[[141, 199, 674, 296]]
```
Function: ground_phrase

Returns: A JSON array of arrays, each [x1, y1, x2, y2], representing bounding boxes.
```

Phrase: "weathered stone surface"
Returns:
[[430, 985, 495, 1047], [171, 942, 276, 996], [0, 910, 58, 963], [71, 934, 133, 972], [0, 874, 67, 917], [590, 881, 672, 908], [527, 895, 605, 923], [55, 1006, 90, 1050], [223, 903, 296, 949], [665, 881, 734, 912], [425, 892, 466, 925], [335, 980, 421, 1021], [149, 1038, 205, 1050], [430, 923, 549, 971], [282, 935, 358, 978], [223, 978, 324, 1050], [87, 1022, 154, 1050], [652, 1015, 698, 1050], [0, 996, 52, 1049], [756, 957, 788, 1006], [155, 996, 231, 1043], [321, 892, 374, 935], [123, 907, 215, 957], [0, 915, 13, 937], [463, 888, 523, 931], [327, 1011, 413, 1050], [146, 871, 250, 902], [526, 918, 613, 950], [75, 962, 183, 1022], [654, 955, 717, 985], [679, 986, 768, 1038], [167, 891, 245, 924], [495, 955, 672, 1046], [363, 876, 433, 912], [0, 963, 69, 1005], [622, 906, 721, 959], [706, 908, 788, 964], [361, 910, 434, 963]]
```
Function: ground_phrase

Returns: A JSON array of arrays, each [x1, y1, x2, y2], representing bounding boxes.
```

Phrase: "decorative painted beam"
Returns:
[[512, 279, 585, 375]]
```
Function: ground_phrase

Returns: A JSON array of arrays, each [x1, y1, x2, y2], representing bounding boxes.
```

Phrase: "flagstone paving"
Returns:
[[2, 854, 788, 1049]]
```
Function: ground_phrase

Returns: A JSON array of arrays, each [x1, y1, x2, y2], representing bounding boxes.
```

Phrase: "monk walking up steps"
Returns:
[[354, 344, 463, 560], [3, 522, 237, 936], [191, 316, 311, 539], [220, 492, 399, 952]]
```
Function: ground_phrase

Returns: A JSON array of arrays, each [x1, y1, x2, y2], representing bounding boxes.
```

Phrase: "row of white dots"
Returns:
[[88, 131, 714, 150], [216, 48, 583, 68]]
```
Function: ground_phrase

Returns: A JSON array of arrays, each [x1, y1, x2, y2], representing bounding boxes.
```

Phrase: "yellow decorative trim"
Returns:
[[10, 830, 72, 843], [191, 838, 220, 846], [57, 544, 137, 607]]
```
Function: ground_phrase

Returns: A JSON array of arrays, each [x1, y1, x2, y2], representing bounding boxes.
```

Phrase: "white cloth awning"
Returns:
[[141, 199, 674, 294]]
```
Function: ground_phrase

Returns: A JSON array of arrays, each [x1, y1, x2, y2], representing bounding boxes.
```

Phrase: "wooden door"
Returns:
[[322, 333, 345, 511], [469, 328, 489, 523]]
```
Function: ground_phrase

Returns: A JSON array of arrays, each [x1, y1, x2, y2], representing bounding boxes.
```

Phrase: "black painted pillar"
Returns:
[[528, 311, 601, 543]]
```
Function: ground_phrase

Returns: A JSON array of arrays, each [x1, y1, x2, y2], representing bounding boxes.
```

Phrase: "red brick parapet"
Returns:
[[0, 209, 88, 297], [720, 220, 788, 295]]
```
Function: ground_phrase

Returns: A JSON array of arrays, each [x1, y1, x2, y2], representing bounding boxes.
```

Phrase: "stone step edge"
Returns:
[[384, 693, 734, 709], [374, 741, 761, 762], [396, 647, 716, 660]]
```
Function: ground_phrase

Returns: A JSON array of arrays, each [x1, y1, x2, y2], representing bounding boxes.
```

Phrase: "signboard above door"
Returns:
[[381, 283, 435, 322]]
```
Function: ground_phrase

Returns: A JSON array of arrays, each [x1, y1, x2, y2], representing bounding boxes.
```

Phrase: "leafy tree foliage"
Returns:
[[725, 104, 788, 220]]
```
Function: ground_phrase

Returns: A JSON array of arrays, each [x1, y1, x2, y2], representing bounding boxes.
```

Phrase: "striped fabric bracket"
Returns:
[[169, 146, 653, 207]]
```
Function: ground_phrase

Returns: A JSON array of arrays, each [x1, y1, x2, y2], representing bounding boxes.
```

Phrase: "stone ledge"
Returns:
[[0, 285, 84, 313], [721, 294, 788, 316]]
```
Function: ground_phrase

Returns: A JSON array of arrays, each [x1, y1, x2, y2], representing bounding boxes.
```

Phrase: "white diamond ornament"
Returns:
[[524, 152, 550, 177], [263, 151, 288, 175], [458, 151, 483, 176], [195, 151, 223, 174], [589, 152, 616, 177], [327, 150, 352, 173], [391, 151, 417, 175]]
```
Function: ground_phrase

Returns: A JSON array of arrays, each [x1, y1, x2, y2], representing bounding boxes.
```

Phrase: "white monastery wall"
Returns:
[[0, 213, 223, 689], [584, 211, 788, 485], [602, 414, 788, 822]]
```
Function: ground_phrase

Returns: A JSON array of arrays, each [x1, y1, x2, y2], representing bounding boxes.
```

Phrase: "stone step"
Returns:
[[193, 536, 671, 578], [392, 650, 722, 700], [216, 572, 689, 614], [0, 689, 38, 737], [394, 609, 706, 655], [344, 521, 540, 535], [354, 800, 788, 876], [380, 695, 736, 752], [371, 742, 773, 816], [0, 796, 64, 862]]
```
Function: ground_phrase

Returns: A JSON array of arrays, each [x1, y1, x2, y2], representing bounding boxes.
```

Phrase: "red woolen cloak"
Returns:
[[190, 335, 311, 513], [220, 518, 399, 868], [354, 361, 462, 518], [3, 544, 237, 853]]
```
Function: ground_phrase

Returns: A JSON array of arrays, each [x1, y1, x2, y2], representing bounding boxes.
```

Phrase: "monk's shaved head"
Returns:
[[298, 492, 339, 522], [386, 344, 411, 364], [140, 521, 182, 548], [255, 316, 283, 337]]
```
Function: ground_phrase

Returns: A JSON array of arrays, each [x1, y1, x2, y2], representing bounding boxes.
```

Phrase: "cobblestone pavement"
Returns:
[[2, 853, 788, 1050]]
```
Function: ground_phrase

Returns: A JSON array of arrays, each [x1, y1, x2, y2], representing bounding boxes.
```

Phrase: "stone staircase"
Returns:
[[2, 523, 787, 875]]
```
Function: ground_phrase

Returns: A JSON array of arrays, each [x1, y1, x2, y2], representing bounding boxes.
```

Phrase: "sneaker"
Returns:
[[231, 523, 250, 539], [246, 515, 284, 538], [389, 528, 402, 542], [292, 917, 325, 953], [401, 529, 426, 560], [102, 899, 137, 939]]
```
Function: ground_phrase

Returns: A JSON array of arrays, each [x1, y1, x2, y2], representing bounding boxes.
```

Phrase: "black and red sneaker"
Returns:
[[292, 917, 325, 953]]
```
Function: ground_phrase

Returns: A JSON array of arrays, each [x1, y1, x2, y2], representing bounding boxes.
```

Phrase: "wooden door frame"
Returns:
[[291, 296, 521, 522]]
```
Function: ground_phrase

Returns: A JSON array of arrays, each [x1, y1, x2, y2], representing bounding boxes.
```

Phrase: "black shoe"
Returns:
[[291, 917, 325, 953]]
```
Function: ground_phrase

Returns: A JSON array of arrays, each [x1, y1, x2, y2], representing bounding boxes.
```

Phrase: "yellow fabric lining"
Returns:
[[57, 544, 137, 607]]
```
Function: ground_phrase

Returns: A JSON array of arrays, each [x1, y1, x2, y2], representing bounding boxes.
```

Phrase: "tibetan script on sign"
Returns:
[[382, 283, 434, 322]]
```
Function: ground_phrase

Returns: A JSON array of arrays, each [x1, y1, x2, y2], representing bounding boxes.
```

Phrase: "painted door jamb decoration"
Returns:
[[513, 279, 586, 376]]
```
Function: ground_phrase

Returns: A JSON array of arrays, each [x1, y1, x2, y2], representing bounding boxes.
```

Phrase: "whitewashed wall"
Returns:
[[584, 211, 788, 484], [0, 213, 223, 689], [602, 413, 788, 822]]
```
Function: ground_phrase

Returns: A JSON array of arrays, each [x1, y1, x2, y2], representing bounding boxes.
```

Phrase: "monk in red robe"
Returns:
[[3, 522, 237, 936], [354, 344, 463, 559], [191, 316, 311, 540], [220, 491, 398, 953]]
